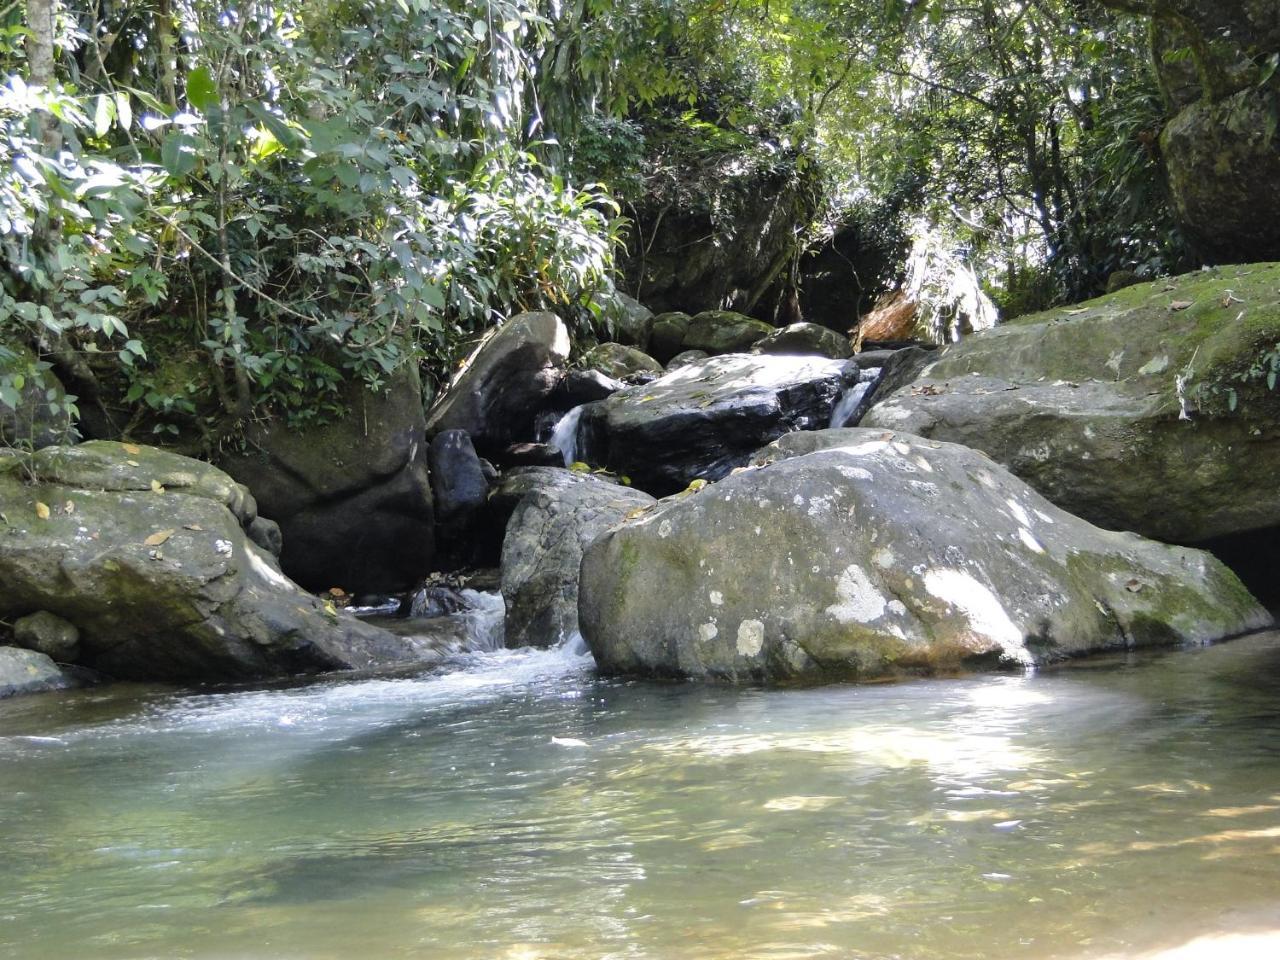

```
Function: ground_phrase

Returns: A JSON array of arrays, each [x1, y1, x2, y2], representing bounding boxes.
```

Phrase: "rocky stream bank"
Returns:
[[3, 266, 1279, 698]]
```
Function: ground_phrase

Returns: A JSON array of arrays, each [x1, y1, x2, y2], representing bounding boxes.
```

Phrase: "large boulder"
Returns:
[[1161, 87, 1280, 262], [501, 470, 654, 649], [425, 312, 570, 455], [1125, 1, 1280, 260], [218, 366, 433, 594], [753, 322, 854, 359], [0, 442, 440, 681], [617, 135, 819, 316], [575, 354, 860, 495], [579, 430, 1271, 682], [862, 265, 1280, 544]]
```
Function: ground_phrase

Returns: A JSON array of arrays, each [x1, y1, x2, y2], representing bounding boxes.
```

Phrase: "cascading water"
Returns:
[[829, 365, 885, 428], [549, 404, 586, 466]]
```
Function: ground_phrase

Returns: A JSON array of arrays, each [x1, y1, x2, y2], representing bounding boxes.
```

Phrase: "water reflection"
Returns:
[[1, 636, 1280, 959]]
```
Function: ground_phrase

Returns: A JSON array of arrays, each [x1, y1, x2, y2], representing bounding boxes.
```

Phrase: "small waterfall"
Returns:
[[829, 382, 873, 428], [829, 366, 886, 428], [549, 404, 585, 466]]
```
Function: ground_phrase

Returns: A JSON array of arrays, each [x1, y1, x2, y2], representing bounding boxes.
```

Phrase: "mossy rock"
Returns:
[[579, 430, 1271, 683], [0, 443, 440, 682], [864, 263, 1280, 543]]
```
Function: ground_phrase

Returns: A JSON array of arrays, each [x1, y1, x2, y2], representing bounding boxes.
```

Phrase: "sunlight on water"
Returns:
[[3, 634, 1280, 960]]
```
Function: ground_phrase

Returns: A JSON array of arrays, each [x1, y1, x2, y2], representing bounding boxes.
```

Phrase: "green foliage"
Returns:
[[1, 0, 622, 441]]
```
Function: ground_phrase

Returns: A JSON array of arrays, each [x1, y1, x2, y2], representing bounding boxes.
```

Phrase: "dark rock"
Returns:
[[501, 472, 654, 648], [753, 322, 854, 359], [862, 264, 1280, 544], [13, 611, 80, 663], [581, 342, 665, 380], [428, 429, 489, 568], [649, 312, 692, 363], [378, 588, 506, 653], [617, 140, 820, 316], [497, 442, 566, 469], [246, 517, 283, 559], [682, 311, 776, 355], [667, 350, 710, 371], [0, 647, 73, 698], [428, 430, 488, 523], [576, 354, 859, 496], [0, 443, 439, 682], [551, 370, 625, 408], [218, 365, 433, 594], [579, 430, 1272, 683], [612, 293, 655, 351], [425, 311, 570, 455]]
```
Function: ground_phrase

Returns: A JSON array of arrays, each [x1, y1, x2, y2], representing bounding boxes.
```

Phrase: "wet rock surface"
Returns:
[[575, 354, 859, 495]]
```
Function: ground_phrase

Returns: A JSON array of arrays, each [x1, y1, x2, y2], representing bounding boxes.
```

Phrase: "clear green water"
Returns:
[[3, 633, 1280, 960]]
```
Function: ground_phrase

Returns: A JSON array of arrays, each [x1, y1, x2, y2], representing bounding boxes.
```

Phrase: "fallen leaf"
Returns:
[[144, 528, 176, 546], [1125, 579, 1144, 593], [183, 523, 204, 531], [126, 459, 141, 467], [34, 501, 50, 520], [123, 443, 141, 455], [328, 587, 347, 597], [150, 479, 165, 493], [1170, 300, 1193, 311], [625, 507, 649, 520], [63, 500, 75, 514]]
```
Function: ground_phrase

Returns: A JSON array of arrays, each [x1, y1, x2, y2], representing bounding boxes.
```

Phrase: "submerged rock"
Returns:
[[579, 430, 1271, 682], [425, 311, 570, 455], [218, 365, 433, 594], [576, 354, 859, 495], [0, 647, 73, 699], [863, 265, 1280, 544], [501, 471, 654, 649], [0, 442, 439, 682]]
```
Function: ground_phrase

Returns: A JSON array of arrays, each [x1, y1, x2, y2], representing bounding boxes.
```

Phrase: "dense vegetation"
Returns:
[[0, 0, 1261, 446]]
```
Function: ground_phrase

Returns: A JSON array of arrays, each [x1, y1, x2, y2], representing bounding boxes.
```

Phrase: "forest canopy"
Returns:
[[1, 0, 1262, 446]]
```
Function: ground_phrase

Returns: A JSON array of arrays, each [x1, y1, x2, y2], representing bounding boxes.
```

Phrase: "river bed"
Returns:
[[3, 634, 1280, 959]]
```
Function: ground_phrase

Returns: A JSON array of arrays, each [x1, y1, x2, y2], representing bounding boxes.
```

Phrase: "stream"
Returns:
[[3, 633, 1280, 959]]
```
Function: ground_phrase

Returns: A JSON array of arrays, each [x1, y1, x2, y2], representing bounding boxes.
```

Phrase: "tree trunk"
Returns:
[[25, 0, 61, 154]]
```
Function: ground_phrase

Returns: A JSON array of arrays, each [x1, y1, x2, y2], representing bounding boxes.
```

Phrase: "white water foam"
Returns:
[[549, 404, 586, 466]]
